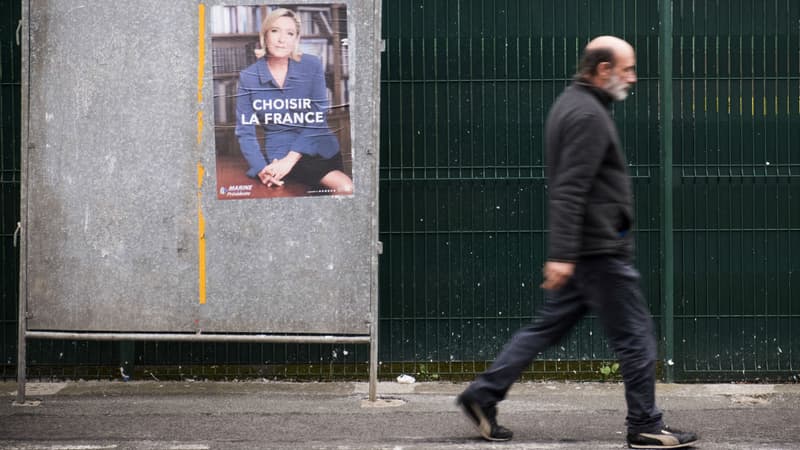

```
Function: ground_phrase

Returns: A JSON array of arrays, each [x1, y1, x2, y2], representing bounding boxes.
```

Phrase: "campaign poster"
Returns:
[[210, 4, 352, 200]]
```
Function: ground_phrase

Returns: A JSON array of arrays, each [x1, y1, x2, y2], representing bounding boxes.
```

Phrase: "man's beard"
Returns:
[[605, 74, 630, 101]]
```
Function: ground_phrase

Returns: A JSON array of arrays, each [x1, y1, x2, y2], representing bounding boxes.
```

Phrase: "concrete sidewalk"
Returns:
[[1, 380, 798, 449]]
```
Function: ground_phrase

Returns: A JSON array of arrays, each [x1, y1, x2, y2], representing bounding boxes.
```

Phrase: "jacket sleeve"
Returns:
[[235, 72, 268, 178], [547, 111, 609, 262], [289, 57, 339, 158]]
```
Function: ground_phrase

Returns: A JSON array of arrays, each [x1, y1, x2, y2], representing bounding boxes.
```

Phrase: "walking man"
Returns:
[[456, 36, 699, 449]]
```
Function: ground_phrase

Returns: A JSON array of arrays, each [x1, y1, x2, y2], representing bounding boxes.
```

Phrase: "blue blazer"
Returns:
[[235, 54, 340, 178]]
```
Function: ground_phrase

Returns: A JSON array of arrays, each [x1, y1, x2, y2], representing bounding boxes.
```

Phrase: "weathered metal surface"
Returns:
[[21, 0, 379, 335]]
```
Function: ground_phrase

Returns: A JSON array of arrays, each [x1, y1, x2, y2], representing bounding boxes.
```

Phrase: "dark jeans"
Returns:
[[465, 255, 664, 434]]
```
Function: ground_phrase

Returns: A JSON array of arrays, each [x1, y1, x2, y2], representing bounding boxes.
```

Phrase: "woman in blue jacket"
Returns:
[[235, 8, 353, 194]]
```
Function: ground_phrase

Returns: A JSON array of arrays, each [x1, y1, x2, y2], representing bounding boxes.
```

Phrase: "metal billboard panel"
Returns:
[[21, 0, 379, 335]]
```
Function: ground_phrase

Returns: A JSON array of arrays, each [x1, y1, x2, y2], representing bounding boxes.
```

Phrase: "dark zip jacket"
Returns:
[[544, 81, 635, 262]]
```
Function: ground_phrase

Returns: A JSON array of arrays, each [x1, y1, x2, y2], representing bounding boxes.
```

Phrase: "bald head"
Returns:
[[585, 35, 635, 55], [576, 36, 637, 101]]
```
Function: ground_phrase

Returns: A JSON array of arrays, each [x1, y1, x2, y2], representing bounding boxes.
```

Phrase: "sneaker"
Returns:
[[627, 426, 699, 448], [455, 391, 513, 441]]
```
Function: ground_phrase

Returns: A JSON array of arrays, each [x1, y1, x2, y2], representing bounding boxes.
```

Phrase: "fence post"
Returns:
[[659, 0, 675, 383], [16, 0, 30, 405]]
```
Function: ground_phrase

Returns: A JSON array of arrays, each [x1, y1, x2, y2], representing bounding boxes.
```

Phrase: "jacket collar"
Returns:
[[256, 58, 275, 85], [256, 57, 297, 87], [573, 79, 614, 109]]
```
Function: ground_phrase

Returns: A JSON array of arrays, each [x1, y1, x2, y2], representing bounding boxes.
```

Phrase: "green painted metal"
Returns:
[[1, 0, 799, 382], [659, 0, 675, 382], [1, 0, 22, 381], [670, 0, 800, 381], [379, 0, 663, 379]]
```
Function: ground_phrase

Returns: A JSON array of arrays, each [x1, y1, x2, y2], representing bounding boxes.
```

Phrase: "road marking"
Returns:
[[0, 446, 118, 450], [6, 382, 67, 396]]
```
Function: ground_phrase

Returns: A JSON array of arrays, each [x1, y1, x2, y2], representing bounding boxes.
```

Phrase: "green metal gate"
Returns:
[[1, 0, 798, 382]]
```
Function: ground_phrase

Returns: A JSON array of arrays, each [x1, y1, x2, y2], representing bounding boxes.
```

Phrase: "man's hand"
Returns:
[[540, 261, 576, 291]]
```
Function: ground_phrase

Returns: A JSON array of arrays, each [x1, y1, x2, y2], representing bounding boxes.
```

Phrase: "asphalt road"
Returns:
[[2, 381, 799, 449]]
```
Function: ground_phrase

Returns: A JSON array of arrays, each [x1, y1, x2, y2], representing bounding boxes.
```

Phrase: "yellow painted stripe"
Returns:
[[197, 4, 206, 143], [196, 4, 207, 305], [197, 162, 207, 305]]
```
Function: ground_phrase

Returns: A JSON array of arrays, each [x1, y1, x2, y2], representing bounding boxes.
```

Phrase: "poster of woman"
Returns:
[[211, 4, 352, 199]]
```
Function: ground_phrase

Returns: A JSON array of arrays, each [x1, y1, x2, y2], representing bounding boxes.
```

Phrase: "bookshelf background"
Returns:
[[211, 4, 351, 179]]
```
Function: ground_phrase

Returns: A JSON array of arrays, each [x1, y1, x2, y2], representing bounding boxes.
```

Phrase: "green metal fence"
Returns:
[[1, 0, 798, 382], [670, 0, 800, 380], [379, 0, 662, 380], [1, 0, 22, 375]]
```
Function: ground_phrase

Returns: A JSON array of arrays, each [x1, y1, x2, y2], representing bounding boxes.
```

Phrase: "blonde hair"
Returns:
[[254, 8, 302, 62]]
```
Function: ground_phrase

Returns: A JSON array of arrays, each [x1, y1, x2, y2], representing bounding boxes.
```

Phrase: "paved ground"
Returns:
[[1, 380, 799, 449]]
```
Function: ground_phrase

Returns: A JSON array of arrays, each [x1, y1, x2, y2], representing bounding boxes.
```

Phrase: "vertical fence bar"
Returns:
[[659, 0, 675, 382]]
